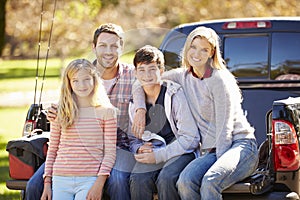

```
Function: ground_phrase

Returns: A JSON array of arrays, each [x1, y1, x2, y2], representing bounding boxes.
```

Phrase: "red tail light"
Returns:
[[273, 120, 300, 171], [222, 21, 271, 29]]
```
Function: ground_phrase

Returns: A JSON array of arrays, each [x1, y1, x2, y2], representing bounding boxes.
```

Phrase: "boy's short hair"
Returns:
[[133, 45, 165, 69], [93, 23, 124, 46]]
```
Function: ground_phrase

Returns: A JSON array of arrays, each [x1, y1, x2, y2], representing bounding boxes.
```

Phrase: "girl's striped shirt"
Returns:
[[44, 106, 117, 177]]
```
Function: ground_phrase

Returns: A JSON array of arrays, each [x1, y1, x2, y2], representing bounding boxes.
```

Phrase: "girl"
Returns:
[[41, 59, 117, 200]]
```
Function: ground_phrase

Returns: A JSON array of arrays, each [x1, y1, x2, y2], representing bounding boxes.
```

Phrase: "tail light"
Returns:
[[23, 120, 36, 136], [222, 21, 271, 29], [273, 119, 300, 171], [22, 104, 39, 136]]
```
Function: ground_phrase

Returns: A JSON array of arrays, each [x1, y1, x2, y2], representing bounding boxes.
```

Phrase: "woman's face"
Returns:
[[187, 37, 214, 70]]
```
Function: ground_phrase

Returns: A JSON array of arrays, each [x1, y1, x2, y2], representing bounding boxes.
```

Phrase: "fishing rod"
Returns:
[[33, 0, 44, 106], [25, 0, 57, 135], [37, 0, 57, 106]]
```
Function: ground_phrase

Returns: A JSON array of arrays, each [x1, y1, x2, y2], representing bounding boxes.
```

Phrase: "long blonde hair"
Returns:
[[182, 26, 226, 70], [57, 59, 112, 129]]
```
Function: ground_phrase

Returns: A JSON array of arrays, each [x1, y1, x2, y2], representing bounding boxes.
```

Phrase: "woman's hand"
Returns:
[[131, 108, 146, 139]]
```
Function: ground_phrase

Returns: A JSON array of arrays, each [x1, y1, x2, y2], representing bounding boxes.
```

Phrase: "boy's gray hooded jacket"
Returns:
[[129, 81, 200, 164]]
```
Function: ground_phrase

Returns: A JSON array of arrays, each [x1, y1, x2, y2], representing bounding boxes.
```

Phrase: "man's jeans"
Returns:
[[25, 163, 45, 200], [177, 138, 258, 200], [130, 153, 195, 200], [103, 148, 136, 200]]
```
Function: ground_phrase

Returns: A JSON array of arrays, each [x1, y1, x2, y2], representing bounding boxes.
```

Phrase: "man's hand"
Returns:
[[131, 108, 146, 139], [46, 103, 58, 122]]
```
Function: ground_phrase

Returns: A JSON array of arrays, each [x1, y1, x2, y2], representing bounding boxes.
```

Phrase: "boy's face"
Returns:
[[135, 62, 163, 87]]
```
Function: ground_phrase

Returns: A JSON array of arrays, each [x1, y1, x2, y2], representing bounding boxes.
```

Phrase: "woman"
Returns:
[[162, 26, 259, 200]]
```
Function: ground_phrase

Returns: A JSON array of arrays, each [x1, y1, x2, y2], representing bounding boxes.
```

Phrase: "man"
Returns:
[[128, 45, 200, 200], [26, 23, 146, 200]]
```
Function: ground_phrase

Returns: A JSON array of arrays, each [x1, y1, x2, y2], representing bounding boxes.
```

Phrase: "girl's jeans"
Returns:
[[177, 138, 258, 200], [52, 176, 97, 200]]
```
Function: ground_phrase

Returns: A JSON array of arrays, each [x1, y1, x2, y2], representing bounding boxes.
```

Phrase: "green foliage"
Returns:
[[4, 0, 298, 59]]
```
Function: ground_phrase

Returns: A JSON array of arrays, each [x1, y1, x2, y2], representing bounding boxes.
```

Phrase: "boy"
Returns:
[[128, 45, 200, 200]]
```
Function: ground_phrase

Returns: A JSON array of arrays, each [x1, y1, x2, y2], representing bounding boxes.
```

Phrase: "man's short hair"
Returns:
[[93, 23, 124, 46], [133, 45, 165, 69]]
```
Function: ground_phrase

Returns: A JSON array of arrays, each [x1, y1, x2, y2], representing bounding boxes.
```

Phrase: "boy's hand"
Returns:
[[134, 151, 156, 164], [137, 142, 153, 154], [46, 103, 58, 122]]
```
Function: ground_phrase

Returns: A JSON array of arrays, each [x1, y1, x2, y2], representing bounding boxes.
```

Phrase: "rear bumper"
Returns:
[[6, 180, 27, 190], [223, 192, 299, 200]]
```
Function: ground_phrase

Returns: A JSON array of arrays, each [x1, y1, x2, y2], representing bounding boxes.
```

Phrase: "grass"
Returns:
[[0, 58, 64, 199], [0, 106, 28, 199], [0, 54, 134, 199]]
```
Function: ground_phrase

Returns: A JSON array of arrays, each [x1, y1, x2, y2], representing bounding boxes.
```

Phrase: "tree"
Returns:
[[0, 0, 7, 57]]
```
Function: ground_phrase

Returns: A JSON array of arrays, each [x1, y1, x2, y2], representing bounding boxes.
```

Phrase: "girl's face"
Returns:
[[70, 69, 94, 98], [187, 37, 214, 70]]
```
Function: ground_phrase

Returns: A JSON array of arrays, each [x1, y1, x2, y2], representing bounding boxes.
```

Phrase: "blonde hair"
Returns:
[[182, 26, 226, 70], [57, 59, 112, 129]]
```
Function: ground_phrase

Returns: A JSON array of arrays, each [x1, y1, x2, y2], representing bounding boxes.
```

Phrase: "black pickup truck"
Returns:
[[159, 17, 300, 199]]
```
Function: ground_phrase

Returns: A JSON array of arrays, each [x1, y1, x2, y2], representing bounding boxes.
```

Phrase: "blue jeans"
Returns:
[[177, 139, 258, 200], [52, 176, 97, 200], [130, 153, 195, 200], [25, 163, 45, 200], [103, 148, 136, 200]]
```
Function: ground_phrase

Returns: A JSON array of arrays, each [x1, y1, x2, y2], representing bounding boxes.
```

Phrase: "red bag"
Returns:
[[6, 132, 49, 180]]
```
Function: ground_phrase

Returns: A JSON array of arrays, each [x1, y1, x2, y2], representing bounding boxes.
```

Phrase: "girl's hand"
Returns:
[[86, 176, 107, 200], [41, 183, 52, 200], [86, 184, 102, 200]]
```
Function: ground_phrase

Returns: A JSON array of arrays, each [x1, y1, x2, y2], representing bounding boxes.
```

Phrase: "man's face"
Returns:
[[93, 32, 123, 69], [135, 62, 163, 87]]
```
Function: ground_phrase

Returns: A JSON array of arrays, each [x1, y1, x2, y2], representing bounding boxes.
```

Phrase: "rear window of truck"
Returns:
[[224, 32, 300, 80], [223, 35, 268, 80]]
